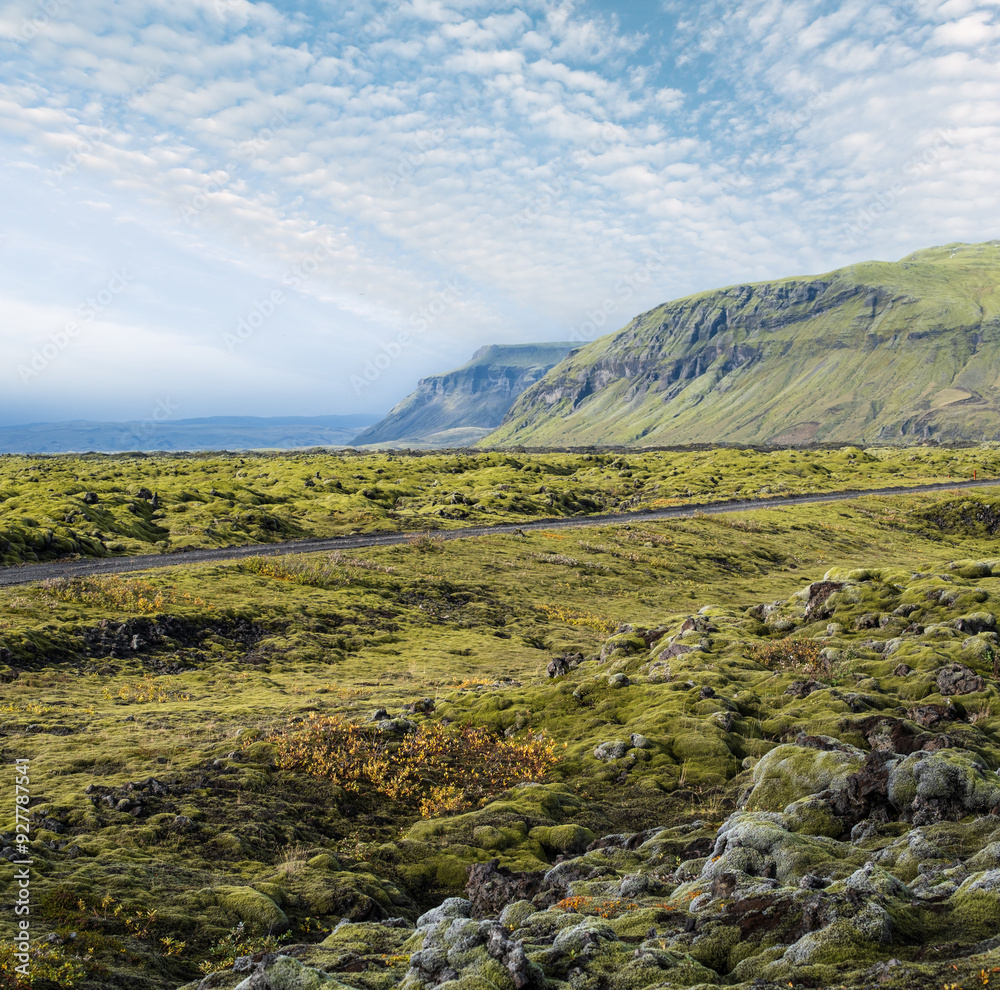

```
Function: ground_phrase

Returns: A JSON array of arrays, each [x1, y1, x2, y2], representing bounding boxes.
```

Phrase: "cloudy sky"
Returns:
[[0, 0, 996, 426]]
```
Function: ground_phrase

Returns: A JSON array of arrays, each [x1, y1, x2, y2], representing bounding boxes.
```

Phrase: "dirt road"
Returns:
[[1, 477, 996, 587]]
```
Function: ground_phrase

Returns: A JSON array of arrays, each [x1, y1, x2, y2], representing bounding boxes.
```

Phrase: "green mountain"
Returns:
[[351, 342, 576, 447], [484, 242, 1000, 447]]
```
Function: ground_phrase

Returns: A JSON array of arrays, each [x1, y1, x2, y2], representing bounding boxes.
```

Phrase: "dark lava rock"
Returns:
[[677, 616, 715, 635], [80, 615, 265, 659], [804, 581, 845, 619], [402, 697, 434, 714], [466, 860, 544, 918], [189, 952, 340, 989], [593, 740, 630, 761], [888, 749, 1000, 823], [585, 826, 664, 854], [909, 703, 962, 728], [954, 613, 997, 634], [827, 749, 898, 823], [485, 924, 541, 989], [547, 653, 584, 677], [88, 775, 187, 819], [658, 643, 696, 659], [785, 680, 826, 698], [861, 716, 921, 754], [747, 601, 782, 621], [377, 718, 417, 735], [855, 612, 883, 630], [794, 733, 858, 753], [798, 873, 830, 889], [936, 663, 987, 696], [82, 491, 99, 504]]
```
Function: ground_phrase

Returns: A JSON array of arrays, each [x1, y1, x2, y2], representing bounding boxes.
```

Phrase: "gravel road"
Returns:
[[2, 477, 997, 588]]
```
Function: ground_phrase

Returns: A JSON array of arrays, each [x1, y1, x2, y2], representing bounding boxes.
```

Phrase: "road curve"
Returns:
[[2, 477, 998, 588]]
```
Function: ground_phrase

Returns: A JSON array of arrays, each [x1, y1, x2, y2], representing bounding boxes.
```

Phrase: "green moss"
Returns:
[[952, 559, 995, 578], [9, 455, 1000, 987], [213, 885, 290, 932], [743, 744, 865, 812], [319, 922, 413, 955], [688, 921, 740, 972], [251, 955, 351, 989], [782, 796, 845, 837], [473, 824, 528, 851], [887, 749, 1000, 815], [529, 824, 595, 855], [498, 900, 535, 930], [307, 853, 342, 871]]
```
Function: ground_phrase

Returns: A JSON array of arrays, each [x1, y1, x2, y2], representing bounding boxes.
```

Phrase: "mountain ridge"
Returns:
[[483, 241, 1000, 447], [351, 342, 577, 447]]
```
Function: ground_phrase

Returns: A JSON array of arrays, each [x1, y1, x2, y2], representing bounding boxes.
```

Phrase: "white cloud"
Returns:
[[933, 10, 1000, 45], [0, 0, 996, 423]]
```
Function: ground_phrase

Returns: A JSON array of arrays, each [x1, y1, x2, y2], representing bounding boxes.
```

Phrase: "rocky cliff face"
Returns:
[[485, 242, 1000, 447], [352, 343, 576, 447]]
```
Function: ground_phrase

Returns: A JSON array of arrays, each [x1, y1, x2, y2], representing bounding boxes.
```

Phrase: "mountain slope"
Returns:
[[351, 343, 576, 447], [484, 242, 1000, 447]]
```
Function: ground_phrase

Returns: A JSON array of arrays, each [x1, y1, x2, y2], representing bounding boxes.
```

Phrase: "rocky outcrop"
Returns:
[[351, 343, 576, 447], [181, 802, 1000, 990], [79, 614, 266, 658]]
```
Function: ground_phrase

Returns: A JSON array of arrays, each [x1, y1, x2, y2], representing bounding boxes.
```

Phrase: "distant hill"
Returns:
[[484, 242, 1000, 447], [0, 415, 377, 454], [350, 343, 576, 447]]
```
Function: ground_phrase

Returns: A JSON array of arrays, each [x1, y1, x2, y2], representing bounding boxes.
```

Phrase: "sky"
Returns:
[[0, 0, 997, 426]]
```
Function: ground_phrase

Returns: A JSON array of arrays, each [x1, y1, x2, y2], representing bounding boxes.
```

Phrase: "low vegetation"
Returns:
[[0, 444, 996, 564], [266, 716, 561, 818], [1, 450, 1000, 989]]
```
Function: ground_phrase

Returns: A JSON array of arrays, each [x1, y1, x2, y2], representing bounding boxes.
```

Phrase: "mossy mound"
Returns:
[[7, 470, 1000, 990], [212, 885, 291, 933]]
